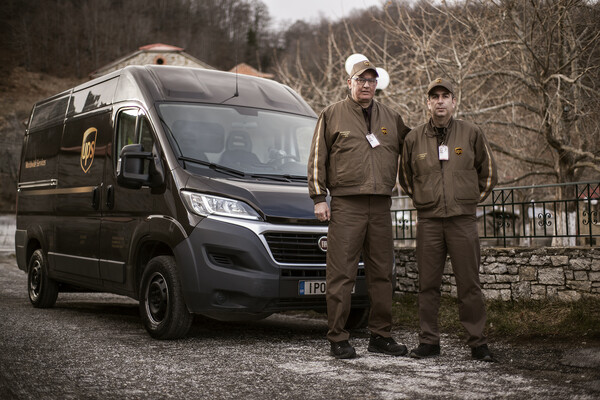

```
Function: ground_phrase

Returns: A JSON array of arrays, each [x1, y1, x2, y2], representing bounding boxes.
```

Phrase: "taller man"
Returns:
[[308, 60, 410, 359]]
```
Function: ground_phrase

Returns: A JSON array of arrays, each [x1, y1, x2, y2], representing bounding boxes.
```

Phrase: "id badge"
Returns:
[[438, 145, 449, 160], [366, 133, 380, 148]]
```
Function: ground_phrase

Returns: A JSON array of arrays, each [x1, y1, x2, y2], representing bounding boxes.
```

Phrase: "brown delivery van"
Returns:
[[15, 65, 369, 339]]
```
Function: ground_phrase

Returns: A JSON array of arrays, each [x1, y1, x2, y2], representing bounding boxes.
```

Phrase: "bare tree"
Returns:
[[376, 0, 600, 186], [274, 0, 599, 187], [273, 0, 600, 245], [0, 0, 276, 78], [274, 23, 350, 111]]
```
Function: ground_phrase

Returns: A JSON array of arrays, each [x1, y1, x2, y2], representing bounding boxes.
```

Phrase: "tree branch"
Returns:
[[489, 142, 554, 168], [499, 171, 557, 186], [571, 162, 600, 174], [477, 120, 541, 135]]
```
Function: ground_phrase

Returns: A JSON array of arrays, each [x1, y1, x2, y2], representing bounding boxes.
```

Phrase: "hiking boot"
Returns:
[[409, 343, 441, 359], [367, 335, 408, 356], [471, 344, 497, 362], [330, 340, 357, 359]]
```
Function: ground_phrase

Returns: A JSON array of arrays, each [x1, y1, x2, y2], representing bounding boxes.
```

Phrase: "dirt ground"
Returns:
[[1, 244, 599, 399]]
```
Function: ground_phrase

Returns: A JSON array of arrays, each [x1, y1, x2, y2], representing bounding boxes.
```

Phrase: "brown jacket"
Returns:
[[308, 96, 410, 204], [399, 117, 497, 218]]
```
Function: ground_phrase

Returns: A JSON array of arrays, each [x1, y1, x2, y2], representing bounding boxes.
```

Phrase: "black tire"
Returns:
[[139, 255, 192, 340], [27, 249, 59, 308], [345, 307, 369, 330]]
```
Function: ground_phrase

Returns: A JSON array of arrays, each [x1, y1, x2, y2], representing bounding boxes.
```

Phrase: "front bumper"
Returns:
[[174, 216, 368, 318]]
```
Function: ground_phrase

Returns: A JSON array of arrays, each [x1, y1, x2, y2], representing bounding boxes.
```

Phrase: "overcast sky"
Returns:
[[261, 0, 386, 28]]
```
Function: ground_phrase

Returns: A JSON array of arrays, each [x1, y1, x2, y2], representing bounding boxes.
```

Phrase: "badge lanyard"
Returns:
[[363, 107, 380, 148], [437, 128, 448, 160]]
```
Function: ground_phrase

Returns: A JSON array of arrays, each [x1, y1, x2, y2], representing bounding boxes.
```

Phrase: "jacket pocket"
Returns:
[[329, 149, 365, 187], [453, 169, 480, 203], [413, 173, 440, 208]]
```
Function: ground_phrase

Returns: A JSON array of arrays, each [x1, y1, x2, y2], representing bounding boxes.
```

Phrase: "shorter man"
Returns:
[[399, 78, 498, 362]]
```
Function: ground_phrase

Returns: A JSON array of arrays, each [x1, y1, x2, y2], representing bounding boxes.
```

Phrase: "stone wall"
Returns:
[[395, 247, 600, 301]]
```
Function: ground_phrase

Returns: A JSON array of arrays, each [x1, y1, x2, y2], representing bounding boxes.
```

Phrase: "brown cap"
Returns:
[[427, 77, 454, 95], [350, 60, 378, 78]]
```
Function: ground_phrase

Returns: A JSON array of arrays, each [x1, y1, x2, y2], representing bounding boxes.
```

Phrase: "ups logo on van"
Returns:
[[81, 127, 97, 173]]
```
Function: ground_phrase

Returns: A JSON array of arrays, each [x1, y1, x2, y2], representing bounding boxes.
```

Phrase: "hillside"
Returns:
[[0, 67, 83, 211], [0, 67, 82, 129]]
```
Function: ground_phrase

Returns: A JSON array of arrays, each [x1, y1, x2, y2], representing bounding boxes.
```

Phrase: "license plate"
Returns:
[[298, 280, 355, 295], [299, 280, 327, 295]]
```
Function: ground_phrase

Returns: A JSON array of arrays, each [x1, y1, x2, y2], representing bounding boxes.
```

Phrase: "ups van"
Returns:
[[15, 65, 368, 339]]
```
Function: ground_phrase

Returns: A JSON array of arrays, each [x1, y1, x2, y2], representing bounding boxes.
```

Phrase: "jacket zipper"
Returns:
[[438, 128, 448, 214], [441, 159, 447, 214], [366, 109, 376, 191]]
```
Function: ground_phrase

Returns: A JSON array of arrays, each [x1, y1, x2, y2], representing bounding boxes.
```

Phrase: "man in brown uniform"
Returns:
[[308, 60, 410, 359], [399, 78, 498, 362]]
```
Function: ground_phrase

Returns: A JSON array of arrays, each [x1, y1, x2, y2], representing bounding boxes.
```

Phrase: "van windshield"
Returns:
[[157, 103, 316, 178]]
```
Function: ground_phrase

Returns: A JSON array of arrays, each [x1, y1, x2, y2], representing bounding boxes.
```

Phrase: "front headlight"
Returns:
[[181, 191, 261, 220]]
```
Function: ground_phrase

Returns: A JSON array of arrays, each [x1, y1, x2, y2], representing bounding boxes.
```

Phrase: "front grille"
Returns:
[[270, 296, 369, 310], [281, 268, 327, 277], [281, 268, 365, 277], [264, 232, 326, 264]]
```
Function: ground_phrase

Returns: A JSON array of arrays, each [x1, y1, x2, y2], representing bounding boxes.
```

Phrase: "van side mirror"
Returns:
[[117, 144, 163, 189]]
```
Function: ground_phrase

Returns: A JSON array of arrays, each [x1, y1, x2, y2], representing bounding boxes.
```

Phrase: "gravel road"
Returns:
[[0, 250, 599, 400]]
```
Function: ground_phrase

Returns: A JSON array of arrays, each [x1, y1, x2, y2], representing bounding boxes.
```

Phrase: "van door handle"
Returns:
[[106, 185, 114, 210], [92, 186, 100, 210]]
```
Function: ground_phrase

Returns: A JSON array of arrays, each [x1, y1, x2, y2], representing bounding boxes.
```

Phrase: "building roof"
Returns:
[[229, 63, 274, 79], [138, 43, 184, 51], [89, 43, 214, 79]]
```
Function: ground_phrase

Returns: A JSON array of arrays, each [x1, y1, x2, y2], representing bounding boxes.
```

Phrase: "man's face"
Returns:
[[427, 87, 456, 122], [347, 70, 377, 105]]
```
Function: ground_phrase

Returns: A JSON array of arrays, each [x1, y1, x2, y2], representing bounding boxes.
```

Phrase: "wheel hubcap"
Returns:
[[29, 259, 42, 300], [146, 273, 168, 324]]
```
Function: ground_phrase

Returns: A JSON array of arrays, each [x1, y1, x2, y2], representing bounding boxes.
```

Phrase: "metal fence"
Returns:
[[391, 181, 600, 247]]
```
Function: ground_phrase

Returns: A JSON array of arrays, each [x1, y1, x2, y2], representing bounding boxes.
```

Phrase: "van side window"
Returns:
[[68, 78, 117, 116], [139, 117, 155, 152], [116, 109, 138, 157], [115, 108, 155, 165], [29, 95, 70, 130]]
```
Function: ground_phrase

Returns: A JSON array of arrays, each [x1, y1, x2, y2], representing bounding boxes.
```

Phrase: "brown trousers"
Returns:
[[326, 195, 394, 342], [416, 215, 487, 347]]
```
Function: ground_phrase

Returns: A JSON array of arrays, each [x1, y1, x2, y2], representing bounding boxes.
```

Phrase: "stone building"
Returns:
[[89, 43, 215, 79]]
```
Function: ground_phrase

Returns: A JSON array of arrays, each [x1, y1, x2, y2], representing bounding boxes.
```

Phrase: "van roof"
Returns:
[[30, 65, 317, 126], [101, 65, 317, 117]]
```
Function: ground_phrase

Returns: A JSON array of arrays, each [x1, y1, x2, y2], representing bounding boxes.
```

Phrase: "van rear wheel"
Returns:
[[140, 255, 192, 339], [28, 249, 59, 308]]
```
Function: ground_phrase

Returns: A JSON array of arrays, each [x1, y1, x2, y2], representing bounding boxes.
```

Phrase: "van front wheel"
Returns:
[[139, 256, 192, 340], [28, 249, 59, 308]]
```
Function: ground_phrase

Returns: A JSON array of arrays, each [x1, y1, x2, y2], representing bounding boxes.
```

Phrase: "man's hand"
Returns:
[[314, 202, 330, 221]]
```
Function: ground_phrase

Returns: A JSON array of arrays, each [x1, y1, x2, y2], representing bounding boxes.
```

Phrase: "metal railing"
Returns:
[[391, 181, 600, 247]]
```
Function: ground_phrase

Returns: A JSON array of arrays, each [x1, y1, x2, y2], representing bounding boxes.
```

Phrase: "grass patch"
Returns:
[[392, 293, 600, 344]]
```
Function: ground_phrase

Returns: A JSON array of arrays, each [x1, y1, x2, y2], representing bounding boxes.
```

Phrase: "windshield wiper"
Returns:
[[250, 173, 307, 182], [178, 156, 246, 177]]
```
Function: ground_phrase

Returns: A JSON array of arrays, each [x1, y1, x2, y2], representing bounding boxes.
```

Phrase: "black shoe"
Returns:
[[367, 335, 408, 356], [471, 344, 496, 362], [409, 343, 441, 359], [330, 340, 357, 359]]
